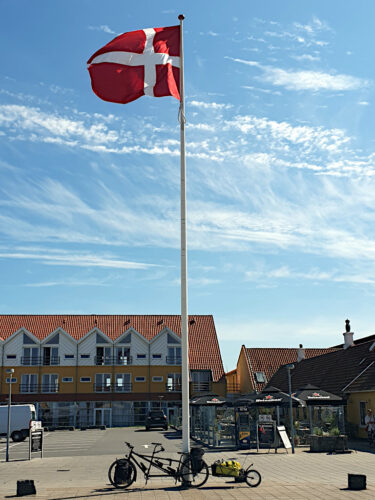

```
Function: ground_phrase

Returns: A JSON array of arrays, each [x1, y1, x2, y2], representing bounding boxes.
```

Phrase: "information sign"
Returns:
[[29, 429, 43, 459]]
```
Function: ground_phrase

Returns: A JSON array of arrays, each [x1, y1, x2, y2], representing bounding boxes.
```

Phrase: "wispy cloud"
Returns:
[[226, 57, 369, 91], [0, 246, 155, 270], [88, 25, 116, 35], [190, 100, 233, 110]]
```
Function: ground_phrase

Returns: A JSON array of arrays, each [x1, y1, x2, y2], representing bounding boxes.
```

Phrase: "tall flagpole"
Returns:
[[178, 14, 190, 454]]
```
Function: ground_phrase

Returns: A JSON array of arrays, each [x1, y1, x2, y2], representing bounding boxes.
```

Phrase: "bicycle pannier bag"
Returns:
[[190, 447, 205, 473], [114, 459, 131, 483]]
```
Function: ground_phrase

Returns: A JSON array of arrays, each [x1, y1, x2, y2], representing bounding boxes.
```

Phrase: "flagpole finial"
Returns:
[[178, 14, 185, 20]]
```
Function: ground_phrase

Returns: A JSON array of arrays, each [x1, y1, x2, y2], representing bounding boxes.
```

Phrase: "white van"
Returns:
[[0, 404, 37, 441]]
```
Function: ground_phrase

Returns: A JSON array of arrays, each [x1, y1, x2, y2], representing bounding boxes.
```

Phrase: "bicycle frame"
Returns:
[[126, 444, 185, 484]]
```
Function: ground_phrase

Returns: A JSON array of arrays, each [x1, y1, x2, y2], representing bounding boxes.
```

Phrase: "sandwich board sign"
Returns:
[[277, 425, 292, 450]]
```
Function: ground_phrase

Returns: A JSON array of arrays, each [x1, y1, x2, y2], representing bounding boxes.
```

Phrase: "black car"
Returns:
[[145, 410, 168, 431]]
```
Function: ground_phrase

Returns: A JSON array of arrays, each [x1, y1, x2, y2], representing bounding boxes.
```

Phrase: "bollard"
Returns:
[[348, 474, 366, 490], [16, 480, 36, 496]]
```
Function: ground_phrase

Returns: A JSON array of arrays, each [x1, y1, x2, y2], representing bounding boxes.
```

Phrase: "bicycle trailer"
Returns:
[[211, 460, 241, 477]]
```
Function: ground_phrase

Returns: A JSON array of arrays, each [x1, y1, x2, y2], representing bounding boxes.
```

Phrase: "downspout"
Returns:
[[75, 340, 79, 427], [148, 341, 151, 410], [1, 341, 4, 395]]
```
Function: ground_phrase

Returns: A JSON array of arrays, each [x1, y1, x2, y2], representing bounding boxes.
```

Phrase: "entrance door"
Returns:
[[94, 408, 111, 426]]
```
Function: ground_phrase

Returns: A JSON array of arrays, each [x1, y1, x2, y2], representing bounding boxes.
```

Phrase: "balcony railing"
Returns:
[[166, 356, 182, 365], [20, 356, 60, 366], [226, 383, 240, 393], [21, 356, 41, 366], [94, 356, 133, 366], [19, 384, 59, 393], [166, 383, 182, 392], [42, 356, 60, 366], [93, 383, 132, 393], [192, 382, 211, 393]]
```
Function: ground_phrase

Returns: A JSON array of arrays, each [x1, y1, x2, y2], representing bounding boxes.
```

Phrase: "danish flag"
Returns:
[[87, 26, 180, 104]]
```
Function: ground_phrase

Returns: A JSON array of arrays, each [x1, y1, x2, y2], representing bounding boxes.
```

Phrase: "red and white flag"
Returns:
[[87, 26, 180, 104]]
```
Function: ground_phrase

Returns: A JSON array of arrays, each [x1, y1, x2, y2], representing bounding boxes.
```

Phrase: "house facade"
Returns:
[[227, 344, 336, 395], [267, 331, 375, 439], [0, 315, 225, 427]]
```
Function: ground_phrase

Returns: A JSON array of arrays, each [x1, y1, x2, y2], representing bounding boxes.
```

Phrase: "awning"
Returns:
[[293, 384, 344, 406]]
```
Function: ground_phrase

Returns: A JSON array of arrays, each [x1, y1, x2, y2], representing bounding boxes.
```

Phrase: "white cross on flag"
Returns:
[[87, 26, 180, 104]]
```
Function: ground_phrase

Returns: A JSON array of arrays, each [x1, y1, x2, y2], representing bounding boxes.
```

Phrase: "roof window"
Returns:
[[255, 372, 266, 383]]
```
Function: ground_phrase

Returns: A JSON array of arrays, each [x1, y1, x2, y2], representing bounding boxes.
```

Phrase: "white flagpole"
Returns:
[[178, 13, 190, 455]]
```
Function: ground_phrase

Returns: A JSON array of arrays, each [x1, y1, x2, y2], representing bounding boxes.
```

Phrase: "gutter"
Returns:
[[342, 361, 374, 392]]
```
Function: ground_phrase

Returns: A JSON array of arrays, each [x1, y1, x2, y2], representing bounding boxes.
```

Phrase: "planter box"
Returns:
[[310, 435, 347, 452]]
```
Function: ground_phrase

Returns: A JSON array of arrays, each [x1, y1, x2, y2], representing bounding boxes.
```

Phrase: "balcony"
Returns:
[[19, 384, 59, 393], [166, 356, 182, 365], [94, 356, 133, 366], [226, 383, 240, 393], [93, 383, 132, 393], [166, 383, 182, 392], [191, 382, 211, 393], [21, 356, 41, 366], [42, 356, 60, 366]]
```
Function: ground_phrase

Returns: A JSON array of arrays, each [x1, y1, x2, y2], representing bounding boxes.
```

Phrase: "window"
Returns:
[[6, 377, 17, 383], [96, 346, 112, 365], [80, 377, 91, 382], [42, 374, 58, 393], [360, 401, 367, 426], [255, 372, 266, 383], [115, 347, 131, 365], [95, 373, 111, 392], [65, 354, 74, 359], [21, 374, 37, 393], [135, 376, 146, 382], [115, 373, 131, 392], [62, 377, 73, 383], [191, 371, 211, 392], [152, 354, 162, 359], [167, 373, 181, 391], [43, 346, 59, 365], [137, 354, 146, 359], [167, 346, 181, 364], [6, 354, 16, 359], [152, 376, 163, 382], [22, 347, 39, 365], [80, 354, 90, 359]]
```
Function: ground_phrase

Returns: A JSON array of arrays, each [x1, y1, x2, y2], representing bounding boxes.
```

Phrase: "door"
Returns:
[[94, 408, 111, 426]]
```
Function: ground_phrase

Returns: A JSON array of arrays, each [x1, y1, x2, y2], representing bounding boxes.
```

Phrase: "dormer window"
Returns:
[[255, 372, 266, 383]]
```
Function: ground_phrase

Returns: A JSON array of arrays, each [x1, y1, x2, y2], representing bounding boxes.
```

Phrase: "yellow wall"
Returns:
[[237, 349, 252, 394], [346, 392, 375, 438]]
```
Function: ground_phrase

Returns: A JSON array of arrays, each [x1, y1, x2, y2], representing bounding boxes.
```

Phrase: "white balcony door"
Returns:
[[95, 373, 111, 392], [115, 373, 131, 392], [21, 374, 38, 392], [42, 373, 58, 393]]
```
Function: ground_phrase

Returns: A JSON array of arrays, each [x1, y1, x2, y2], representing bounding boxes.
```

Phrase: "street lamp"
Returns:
[[286, 364, 295, 454], [6, 368, 15, 462]]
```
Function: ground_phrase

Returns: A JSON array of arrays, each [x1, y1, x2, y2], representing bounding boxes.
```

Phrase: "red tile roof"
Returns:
[[244, 347, 338, 391], [0, 314, 224, 381]]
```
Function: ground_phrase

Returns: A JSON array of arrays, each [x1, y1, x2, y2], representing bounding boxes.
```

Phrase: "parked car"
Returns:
[[145, 410, 168, 431], [0, 404, 37, 441]]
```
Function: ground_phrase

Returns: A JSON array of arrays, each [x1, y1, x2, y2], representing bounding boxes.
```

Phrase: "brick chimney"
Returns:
[[343, 319, 354, 349], [297, 344, 305, 362]]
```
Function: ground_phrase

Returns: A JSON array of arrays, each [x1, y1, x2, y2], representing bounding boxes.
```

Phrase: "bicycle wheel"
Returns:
[[245, 469, 261, 487], [108, 459, 136, 489], [180, 458, 209, 488]]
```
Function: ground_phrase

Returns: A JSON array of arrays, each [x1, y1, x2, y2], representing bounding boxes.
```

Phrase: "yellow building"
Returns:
[[267, 330, 375, 439], [0, 315, 225, 427]]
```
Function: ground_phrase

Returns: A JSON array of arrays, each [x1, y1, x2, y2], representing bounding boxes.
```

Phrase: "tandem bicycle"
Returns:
[[108, 441, 209, 488], [108, 441, 261, 490]]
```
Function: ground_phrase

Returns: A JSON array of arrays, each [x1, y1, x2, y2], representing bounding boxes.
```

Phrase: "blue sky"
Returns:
[[1, 0, 375, 371]]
